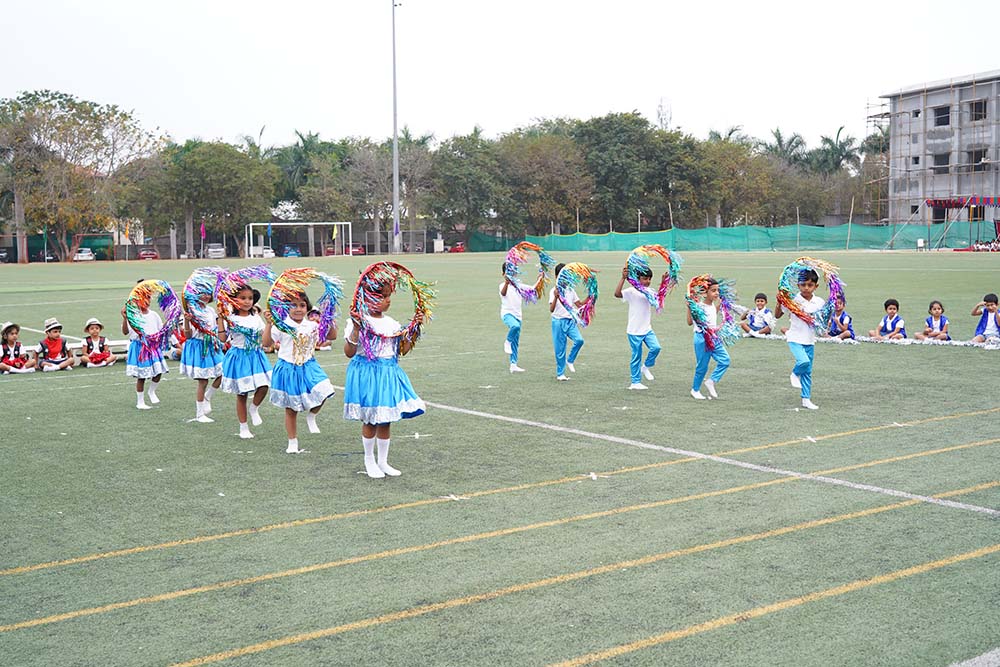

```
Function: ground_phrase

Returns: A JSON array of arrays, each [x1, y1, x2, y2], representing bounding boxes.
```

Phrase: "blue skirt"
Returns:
[[221, 347, 272, 394], [178, 338, 224, 379], [126, 340, 168, 379], [343, 356, 425, 424], [270, 358, 334, 412]]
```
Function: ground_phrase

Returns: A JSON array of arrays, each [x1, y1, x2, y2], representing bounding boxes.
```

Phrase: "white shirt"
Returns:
[[985, 313, 1000, 337], [550, 287, 579, 320], [620, 287, 652, 336], [786, 294, 825, 345], [190, 305, 217, 340], [693, 302, 717, 333], [345, 315, 402, 359], [748, 307, 774, 329], [130, 311, 163, 341], [499, 281, 523, 320], [272, 317, 318, 364], [227, 313, 264, 349]]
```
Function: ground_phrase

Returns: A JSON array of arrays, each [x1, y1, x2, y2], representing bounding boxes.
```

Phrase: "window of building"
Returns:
[[968, 148, 987, 172], [911, 156, 920, 166], [932, 153, 950, 175], [969, 206, 985, 222], [970, 99, 987, 122], [932, 207, 947, 223], [910, 205, 920, 215], [912, 109, 921, 119], [934, 106, 950, 127], [911, 133, 919, 144]]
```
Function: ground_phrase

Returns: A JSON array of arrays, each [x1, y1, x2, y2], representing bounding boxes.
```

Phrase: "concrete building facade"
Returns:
[[882, 70, 1000, 227]]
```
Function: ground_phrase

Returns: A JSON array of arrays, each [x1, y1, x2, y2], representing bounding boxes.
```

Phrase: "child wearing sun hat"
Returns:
[[35, 317, 76, 372], [80, 317, 118, 367]]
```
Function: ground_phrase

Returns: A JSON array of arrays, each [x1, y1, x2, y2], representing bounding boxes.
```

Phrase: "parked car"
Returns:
[[72, 248, 96, 262], [138, 247, 159, 260], [205, 243, 226, 259], [449, 241, 467, 253], [324, 246, 337, 256], [261, 246, 275, 258], [0, 248, 8, 263], [282, 245, 302, 258], [346, 242, 366, 256], [35, 249, 56, 262]]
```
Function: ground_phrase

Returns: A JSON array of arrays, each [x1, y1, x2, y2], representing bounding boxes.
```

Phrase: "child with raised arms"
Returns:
[[122, 299, 168, 409], [614, 265, 660, 390], [220, 287, 272, 439], [549, 263, 585, 381], [773, 268, 823, 410], [179, 292, 224, 423], [686, 276, 730, 400]]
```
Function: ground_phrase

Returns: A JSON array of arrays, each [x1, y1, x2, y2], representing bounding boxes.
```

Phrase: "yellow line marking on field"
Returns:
[[6, 475, 995, 637], [550, 541, 1000, 666], [2, 407, 997, 577], [169, 482, 999, 667]]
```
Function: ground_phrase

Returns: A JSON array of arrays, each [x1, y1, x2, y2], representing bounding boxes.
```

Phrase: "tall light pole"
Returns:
[[391, 0, 401, 254]]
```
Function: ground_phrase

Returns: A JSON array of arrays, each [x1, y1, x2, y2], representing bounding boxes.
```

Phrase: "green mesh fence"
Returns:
[[522, 222, 997, 252]]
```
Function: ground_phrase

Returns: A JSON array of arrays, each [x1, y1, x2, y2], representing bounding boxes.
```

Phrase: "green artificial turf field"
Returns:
[[0, 250, 998, 666]]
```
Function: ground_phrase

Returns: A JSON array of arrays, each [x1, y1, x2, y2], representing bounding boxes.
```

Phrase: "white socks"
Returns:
[[136, 391, 150, 409], [363, 437, 384, 478], [194, 401, 214, 423], [286, 438, 301, 454], [377, 438, 401, 476], [239, 422, 254, 439], [42, 364, 57, 372], [306, 412, 320, 434], [248, 403, 262, 426], [205, 385, 217, 401], [148, 380, 160, 404]]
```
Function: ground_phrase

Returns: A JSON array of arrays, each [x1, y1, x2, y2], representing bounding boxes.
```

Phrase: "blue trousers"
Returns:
[[692, 332, 730, 391], [628, 331, 661, 383], [788, 342, 814, 399], [552, 318, 584, 376], [502, 314, 521, 364]]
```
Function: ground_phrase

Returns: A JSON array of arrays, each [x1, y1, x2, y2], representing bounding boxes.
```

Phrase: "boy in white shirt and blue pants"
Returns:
[[549, 263, 584, 381], [774, 268, 823, 410], [614, 266, 660, 390], [499, 263, 527, 373]]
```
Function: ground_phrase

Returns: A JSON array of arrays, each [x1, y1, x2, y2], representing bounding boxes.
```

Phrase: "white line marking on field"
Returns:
[[21, 326, 84, 341], [423, 400, 1000, 519], [950, 647, 1000, 667], [0, 296, 122, 308], [805, 436, 817, 443]]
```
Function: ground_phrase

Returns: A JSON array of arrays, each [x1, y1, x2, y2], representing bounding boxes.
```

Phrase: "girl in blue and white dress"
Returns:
[[122, 303, 168, 410], [915, 300, 951, 341], [179, 293, 224, 423], [263, 292, 336, 454], [343, 283, 425, 479], [220, 287, 272, 439]]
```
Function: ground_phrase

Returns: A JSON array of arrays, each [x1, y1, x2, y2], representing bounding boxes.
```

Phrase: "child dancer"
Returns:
[[915, 300, 951, 341], [179, 293, 224, 423], [122, 301, 168, 410], [740, 293, 774, 337], [264, 292, 336, 454], [686, 276, 730, 400], [614, 266, 660, 390], [869, 299, 906, 340], [500, 263, 537, 373], [1, 322, 36, 374], [824, 295, 855, 340], [773, 268, 823, 410], [549, 263, 584, 381], [80, 318, 118, 367], [344, 282, 425, 478], [220, 287, 272, 439], [971, 293, 1000, 342], [35, 318, 76, 371]]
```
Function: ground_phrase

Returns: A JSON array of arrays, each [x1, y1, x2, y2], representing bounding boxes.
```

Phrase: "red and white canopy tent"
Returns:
[[922, 195, 1000, 248]]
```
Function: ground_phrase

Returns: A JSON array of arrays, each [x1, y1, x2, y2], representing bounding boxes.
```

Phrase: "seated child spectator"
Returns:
[[167, 329, 185, 361], [740, 293, 774, 337], [823, 295, 855, 340], [1, 321, 37, 374], [79, 317, 119, 366], [971, 293, 1000, 342], [915, 300, 951, 341], [869, 299, 906, 340], [35, 318, 76, 371]]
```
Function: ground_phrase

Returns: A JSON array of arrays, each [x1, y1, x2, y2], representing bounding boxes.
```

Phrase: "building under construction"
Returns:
[[881, 70, 999, 243]]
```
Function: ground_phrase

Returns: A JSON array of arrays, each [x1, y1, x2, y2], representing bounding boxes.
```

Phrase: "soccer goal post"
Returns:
[[244, 221, 354, 258]]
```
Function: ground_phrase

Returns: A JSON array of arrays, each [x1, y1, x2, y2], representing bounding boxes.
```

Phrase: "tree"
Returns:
[[397, 127, 434, 240], [757, 128, 807, 167], [339, 140, 393, 253], [808, 126, 860, 176], [428, 128, 509, 240], [700, 139, 773, 227]]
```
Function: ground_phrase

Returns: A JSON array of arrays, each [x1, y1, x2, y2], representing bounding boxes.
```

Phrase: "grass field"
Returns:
[[0, 250, 998, 666]]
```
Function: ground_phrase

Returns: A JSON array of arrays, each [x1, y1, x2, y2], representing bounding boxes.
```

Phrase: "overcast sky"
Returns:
[[5, 0, 998, 151]]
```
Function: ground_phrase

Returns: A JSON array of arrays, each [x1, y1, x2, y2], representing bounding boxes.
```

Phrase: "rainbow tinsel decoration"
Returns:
[[351, 261, 436, 360], [626, 245, 683, 312], [182, 267, 227, 352], [268, 268, 344, 341], [556, 262, 599, 327], [504, 241, 555, 303], [217, 265, 277, 350], [125, 279, 181, 360], [776, 256, 844, 334], [686, 274, 740, 350]]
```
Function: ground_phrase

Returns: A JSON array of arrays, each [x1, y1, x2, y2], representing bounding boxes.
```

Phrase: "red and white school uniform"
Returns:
[[83, 336, 112, 365]]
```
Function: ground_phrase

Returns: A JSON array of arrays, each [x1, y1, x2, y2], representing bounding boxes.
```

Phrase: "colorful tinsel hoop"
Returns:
[[182, 266, 227, 351], [686, 273, 740, 350], [556, 262, 599, 327], [777, 256, 844, 333], [626, 245, 683, 312], [504, 241, 555, 303], [217, 265, 277, 319], [125, 279, 181, 359], [351, 261, 436, 360], [267, 268, 344, 341]]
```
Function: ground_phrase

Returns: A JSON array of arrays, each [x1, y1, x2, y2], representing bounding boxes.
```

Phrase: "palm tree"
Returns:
[[757, 128, 807, 166], [810, 126, 860, 176], [707, 125, 752, 145]]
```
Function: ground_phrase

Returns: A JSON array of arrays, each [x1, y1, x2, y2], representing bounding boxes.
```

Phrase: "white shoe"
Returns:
[[364, 458, 386, 478], [286, 445, 303, 454], [691, 389, 707, 400], [148, 393, 160, 405], [504, 340, 512, 354], [750, 331, 762, 338], [509, 364, 525, 373], [641, 366, 654, 381], [239, 430, 254, 439], [195, 415, 214, 423], [566, 362, 576, 373], [790, 372, 802, 389], [137, 403, 151, 410], [628, 383, 648, 390], [249, 406, 263, 426], [557, 375, 569, 381], [42, 365, 57, 372], [704, 379, 718, 398], [202, 401, 212, 416], [378, 461, 402, 476], [802, 399, 819, 410]]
